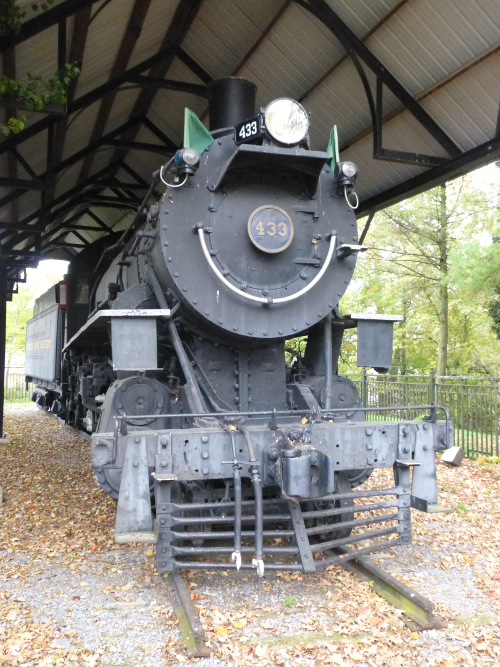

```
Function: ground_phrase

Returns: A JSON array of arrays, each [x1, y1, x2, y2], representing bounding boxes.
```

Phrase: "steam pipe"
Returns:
[[223, 426, 242, 570], [324, 311, 333, 409], [237, 425, 264, 577], [148, 268, 207, 415]]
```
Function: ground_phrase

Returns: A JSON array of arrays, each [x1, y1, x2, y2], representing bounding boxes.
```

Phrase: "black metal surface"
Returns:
[[151, 131, 357, 341], [208, 77, 256, 131]]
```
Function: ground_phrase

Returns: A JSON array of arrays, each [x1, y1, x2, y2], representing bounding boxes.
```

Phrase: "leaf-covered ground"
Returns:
[[1, 404, 499, 666]]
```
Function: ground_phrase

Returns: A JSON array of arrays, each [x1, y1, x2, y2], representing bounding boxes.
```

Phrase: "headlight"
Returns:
[[264, 98, 309, 145]]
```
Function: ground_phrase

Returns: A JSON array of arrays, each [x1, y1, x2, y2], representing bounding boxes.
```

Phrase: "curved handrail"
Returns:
[[197, 228, 336, 305]]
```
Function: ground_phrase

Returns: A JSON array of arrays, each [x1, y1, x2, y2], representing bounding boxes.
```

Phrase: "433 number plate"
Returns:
[[248, 205, 294, 254], [235, 115, 262, 145]]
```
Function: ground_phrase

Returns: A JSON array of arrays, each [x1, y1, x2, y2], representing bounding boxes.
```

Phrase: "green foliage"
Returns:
[[0, 63, 80, 136], [283, 596, 297, 606], [0, 0, 55, 34], [284, 336, 306, 365], [0, 0, 25, 33], [339, 170, 500, 376], [6, 262, 68, 365], [0, 0, 79, 136], [455, 501, 470, 515]]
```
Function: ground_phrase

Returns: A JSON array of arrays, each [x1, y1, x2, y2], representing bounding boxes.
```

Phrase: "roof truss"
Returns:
[[0, 0, 498, 299]]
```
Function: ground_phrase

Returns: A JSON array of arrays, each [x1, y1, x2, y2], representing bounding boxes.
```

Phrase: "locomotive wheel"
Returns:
[[94, 467, 156, 502], [305, 471, 354, 543], [94, 468, 119, 500], [346, 467, 373, 489]]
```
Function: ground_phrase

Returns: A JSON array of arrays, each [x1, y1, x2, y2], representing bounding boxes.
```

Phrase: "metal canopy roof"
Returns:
[[1, 0, 499, 295]]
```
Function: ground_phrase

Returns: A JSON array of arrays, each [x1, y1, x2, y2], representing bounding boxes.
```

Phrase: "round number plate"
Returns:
[[248, 205, 294, 254]]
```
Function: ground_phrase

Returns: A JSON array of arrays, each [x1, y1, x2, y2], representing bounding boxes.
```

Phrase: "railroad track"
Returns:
[[162, 548, 446, 658]]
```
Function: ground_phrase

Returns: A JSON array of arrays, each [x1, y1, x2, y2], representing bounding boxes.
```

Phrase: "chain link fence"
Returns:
[[347, 370, 500, 459], [4, 367, 35, 404]]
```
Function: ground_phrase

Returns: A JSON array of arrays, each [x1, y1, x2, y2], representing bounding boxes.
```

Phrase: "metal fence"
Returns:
[[4, 365, 499, 458], [347, 370, 500, 459], [3, 367, 34, 404]]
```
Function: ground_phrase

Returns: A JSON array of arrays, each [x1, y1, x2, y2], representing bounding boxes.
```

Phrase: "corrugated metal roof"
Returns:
[[1, 0, 499, 265]]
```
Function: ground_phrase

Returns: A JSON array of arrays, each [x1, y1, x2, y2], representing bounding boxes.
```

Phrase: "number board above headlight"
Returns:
[[248, 205, 294, 254], [235, 115, 262, 145]]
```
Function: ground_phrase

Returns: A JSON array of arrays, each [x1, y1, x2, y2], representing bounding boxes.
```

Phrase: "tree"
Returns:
[[5, 282, 37, 367], [339, 172, 500, 376], [6, 262, 68, 367]]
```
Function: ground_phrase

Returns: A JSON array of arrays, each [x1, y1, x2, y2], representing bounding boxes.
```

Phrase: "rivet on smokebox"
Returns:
[[201, 435, 209, 443], [366, 428, 373, 436], [202, 468, 209, 475], [202, 451, 209, 459], [134, 436, 141, 443]]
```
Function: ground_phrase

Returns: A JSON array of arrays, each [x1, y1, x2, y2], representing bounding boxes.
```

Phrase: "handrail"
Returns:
[[197, 227, 336, 305]]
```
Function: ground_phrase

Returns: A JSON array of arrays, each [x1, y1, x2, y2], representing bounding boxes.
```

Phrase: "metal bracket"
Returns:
[[115, 434, 154, 543], [336, 244, 368, 259], [287, 500, 316, 573]]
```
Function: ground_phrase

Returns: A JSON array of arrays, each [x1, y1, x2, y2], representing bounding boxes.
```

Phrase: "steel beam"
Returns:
[[0, 47, 178, 158], [78, 0, 154, 183], [0, 176, 50, 191], [109, 0, 205, 169], [103, 139, 172, 154], [358, 137, 500, 216], [0, 0, 99, 55], [0, 222, 43, 234], [85, 182, 148, 191], [176, 48, 213, 85], [53, 5, 93, 167], [0, 96, 66, 116], [128, 74, 208, 97], [141, 118, 178, 152], [0, 262, 6, 438], [295, 0, 460, 157]]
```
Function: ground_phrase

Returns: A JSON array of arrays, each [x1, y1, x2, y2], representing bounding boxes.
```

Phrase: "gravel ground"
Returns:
[[1, 404, 500, 667]]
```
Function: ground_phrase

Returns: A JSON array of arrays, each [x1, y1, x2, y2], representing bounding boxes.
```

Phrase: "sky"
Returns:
[[23, 259, 69, 301]]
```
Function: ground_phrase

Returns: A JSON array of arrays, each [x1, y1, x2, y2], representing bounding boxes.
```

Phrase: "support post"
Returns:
[[362, 368, 368, 408], [429, 367, 436, 404], [0, 262, 6, 439]]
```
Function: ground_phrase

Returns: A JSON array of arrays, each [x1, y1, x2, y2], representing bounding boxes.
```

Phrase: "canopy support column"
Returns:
[[0, 262, 7, 439]]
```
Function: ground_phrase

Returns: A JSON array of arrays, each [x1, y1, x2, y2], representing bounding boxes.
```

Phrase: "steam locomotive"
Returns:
[[26, 78, 451, 575]]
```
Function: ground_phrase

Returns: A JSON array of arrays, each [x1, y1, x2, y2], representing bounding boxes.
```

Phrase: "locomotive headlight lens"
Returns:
[[264, 98, 309, 145], [341, 161, 358, 179]]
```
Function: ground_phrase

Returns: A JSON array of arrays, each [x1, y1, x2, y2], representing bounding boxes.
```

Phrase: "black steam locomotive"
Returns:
[[26, 78, 451, 575]]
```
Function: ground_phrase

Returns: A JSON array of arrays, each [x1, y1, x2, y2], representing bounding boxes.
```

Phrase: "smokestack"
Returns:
[[208, 77, 256, 131]]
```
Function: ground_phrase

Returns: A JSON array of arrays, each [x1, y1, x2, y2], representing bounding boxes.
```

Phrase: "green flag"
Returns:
[[184, 108, 214, 154], [326, 125, 339, 167]]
